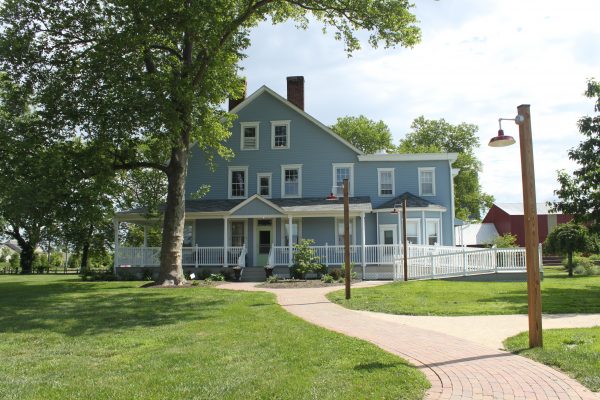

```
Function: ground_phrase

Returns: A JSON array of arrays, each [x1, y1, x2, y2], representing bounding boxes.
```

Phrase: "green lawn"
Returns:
[[328, 266, 600, 316], [504, 327, 600, 392], [0, 275, 429, 400]]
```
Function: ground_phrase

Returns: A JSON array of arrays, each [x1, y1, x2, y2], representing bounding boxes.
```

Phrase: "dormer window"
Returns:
[[271, 120, 290, 149], [240, 122, 259, 150]]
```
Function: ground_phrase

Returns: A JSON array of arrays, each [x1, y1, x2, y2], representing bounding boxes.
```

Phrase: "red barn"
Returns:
[[482, 203, 573, 247]]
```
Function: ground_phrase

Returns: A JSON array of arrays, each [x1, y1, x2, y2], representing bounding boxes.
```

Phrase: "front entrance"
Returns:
[[255, 219, 273, 266], [379, 224, 398, 264]]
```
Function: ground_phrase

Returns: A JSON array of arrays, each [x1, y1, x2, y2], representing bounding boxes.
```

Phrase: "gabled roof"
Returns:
[[375, 192, 446, 211], [456, 223, 499, 246], [358, 153, 459, 162], [229, 194, 286, 215], [229, 85, 364, 155], [1, 240, 21, 253], [493, 203, 560, 215]]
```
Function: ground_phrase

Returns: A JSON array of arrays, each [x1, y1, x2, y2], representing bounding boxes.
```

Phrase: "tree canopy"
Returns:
[[544, 223, 590, 277], [331, 115, 394, 154], [397, 116, 494, 221], [551, 79, 600, 232], [0, 0, 422, 285]]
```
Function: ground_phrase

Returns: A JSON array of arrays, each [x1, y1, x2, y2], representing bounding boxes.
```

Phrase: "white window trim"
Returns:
[[228, 166, 249, 199], [378, 224, 398, 245], [229, 219, 248, 247], [377, 168, 395, 197], [418, 167, 436, 196], [426, 218, 441, 246], [240, 122, 260, 151], [281, 218, 303, 246], [183, 220, 195, 247], [332, 163, 354, 197], [271, 120, 291, 149], [335, 217, 356, 245], [405, 218, 421, 245], [256, 173, 272, 199], [281, 164, 302, 198]]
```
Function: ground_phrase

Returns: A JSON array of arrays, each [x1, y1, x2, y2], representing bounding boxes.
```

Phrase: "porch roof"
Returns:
[[375, 192, 446, 211], [116, 196, 373, 219]]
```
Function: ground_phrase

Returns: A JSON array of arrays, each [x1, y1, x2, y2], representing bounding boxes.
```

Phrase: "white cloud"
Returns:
[[240, 0, 600, 204]]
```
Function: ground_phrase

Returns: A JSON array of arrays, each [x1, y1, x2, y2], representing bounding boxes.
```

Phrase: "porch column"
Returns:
[[439, 211, 443, 245], [396, 208, 402, 256], [360, 213, 366, 277], [223, 217, 229, 268], [288, 215, 293, 267], [113, 219, 119, 277], [421, 211, 426, 245]]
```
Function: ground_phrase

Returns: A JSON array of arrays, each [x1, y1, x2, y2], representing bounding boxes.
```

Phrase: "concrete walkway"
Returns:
[[219, 282, 600, 400]]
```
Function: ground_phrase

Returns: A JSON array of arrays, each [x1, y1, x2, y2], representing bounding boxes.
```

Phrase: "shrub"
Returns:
[[81, 268, 116, 281], [9, 253, 19, 271], [191, 280, 200, 286], [291, 239, 325, 279], [321, 274, 335, 283], [341, 263, 357, 280], [265, 274, 280, 283], [205, 273, 225, 282], [569, 255, 600, 276], [490, 233, 518, 248], [141, 268, 154, 281], [329, 268, 343, 280]]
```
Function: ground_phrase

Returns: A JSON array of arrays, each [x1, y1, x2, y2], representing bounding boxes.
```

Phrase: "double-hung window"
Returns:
[[426, 219, 440, 246], [419, 167, 436, 196], [230, 221, 245, 247], [228, 166, 248, 199], [332, 163, 354, 196], [335, 218, 354, 245], [405, 220, 421, 245], [183, 222, 194, 247], [240, 122, 259, 150], [257, 173, 271, 198], [281, 164, 302, 198], [271, 120, 290, 149], [378, 168, 395, 197]]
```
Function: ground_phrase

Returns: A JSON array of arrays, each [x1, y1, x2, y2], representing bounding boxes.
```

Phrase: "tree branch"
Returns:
[[149, 44, 184, 60], [113, 161, 168, 173]]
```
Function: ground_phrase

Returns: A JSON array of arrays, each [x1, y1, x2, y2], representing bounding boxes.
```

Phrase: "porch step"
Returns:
[[240, 266, 292, 282]]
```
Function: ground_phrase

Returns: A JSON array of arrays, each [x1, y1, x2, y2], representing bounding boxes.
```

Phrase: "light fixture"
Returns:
[[326, 192, 337, 201], [390, 205, 399, 214], [488, 115, 524, 147]]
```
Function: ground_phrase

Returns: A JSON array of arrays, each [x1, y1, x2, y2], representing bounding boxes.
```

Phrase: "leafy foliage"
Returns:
[[489, 233, 518, 248], [331, 115, 394, 154], [0, 0, 421, 285], [291, 239, 326, 279], [397, 116, 494, 220], [544, 223, 590, 277], [551, 79, 600, 232]]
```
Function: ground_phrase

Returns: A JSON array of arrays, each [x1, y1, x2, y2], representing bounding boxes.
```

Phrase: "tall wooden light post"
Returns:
[[489, 104, 543, 348], [343, 178, 351, 300]]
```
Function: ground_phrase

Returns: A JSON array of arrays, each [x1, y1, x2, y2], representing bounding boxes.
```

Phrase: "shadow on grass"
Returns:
[[0, 279, 228, 337], [354, 361, 403, 371]]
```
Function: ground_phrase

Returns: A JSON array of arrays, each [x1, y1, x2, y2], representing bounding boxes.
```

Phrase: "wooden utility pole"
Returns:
[[402, 198, 408, 281], [517, 104, 543, 348], [343, 179, 351, 300]]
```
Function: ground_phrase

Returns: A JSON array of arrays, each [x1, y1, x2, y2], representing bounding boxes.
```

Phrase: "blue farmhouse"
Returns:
[[116, 76, 459, 279]]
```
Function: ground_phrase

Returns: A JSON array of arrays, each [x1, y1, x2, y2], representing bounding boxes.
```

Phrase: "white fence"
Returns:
[[117, 246, 246, 268]]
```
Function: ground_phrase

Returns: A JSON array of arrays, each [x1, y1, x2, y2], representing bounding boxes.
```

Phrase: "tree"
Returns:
[[551, 79, 600, 232], [489, 233, 518, 248], [544, 223, 589, 277], [397, 116, 494, 221], [331, 115, 394, 154], [0, 1, 421, 285]]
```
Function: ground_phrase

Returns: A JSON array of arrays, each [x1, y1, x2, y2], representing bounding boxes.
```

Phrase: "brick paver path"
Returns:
[[220, 282, 599, 400]]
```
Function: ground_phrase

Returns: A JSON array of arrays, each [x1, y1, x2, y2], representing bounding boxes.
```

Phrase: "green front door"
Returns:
[[256, 220, 273, 266]]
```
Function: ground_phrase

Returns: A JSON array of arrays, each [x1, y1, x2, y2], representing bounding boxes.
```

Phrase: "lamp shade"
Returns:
[[488, 129, 516, 147]]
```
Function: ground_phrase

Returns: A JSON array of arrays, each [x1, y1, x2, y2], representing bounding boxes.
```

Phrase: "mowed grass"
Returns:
[[328, 267, 600, 316], [0, 275, 429, 400], [504, 327, 600, 392]]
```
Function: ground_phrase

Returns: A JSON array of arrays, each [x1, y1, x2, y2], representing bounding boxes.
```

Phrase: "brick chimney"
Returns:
[[286, 76, 304, 110], [228, 80, 247, 111]]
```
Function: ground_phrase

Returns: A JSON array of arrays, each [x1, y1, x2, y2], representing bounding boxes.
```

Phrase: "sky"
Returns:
[[238, 0, 600, 204]]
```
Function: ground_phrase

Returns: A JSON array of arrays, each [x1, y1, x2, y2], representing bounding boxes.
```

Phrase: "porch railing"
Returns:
[[116, 246, 246, 268]]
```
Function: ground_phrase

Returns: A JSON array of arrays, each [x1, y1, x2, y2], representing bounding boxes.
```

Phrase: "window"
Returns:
[[257, 173, 271, 198], [271, 120, 290, 149], [335, 218, 355, 245], [283, 219, 301, 246], [426, 219, 440, 246], [419, 167, 436, 196], [332, 163, 354, 196], [230, 221, 245, 247], [378, 168, 395, 197], [183, 222, 194, 247], [228, 166, 248, 199], [240, 122, 259, 150], [405, 220, 421, 244], [281, 164, 302, 198]]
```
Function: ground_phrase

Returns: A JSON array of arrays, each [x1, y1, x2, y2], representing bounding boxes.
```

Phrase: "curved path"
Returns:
[[220, 282, 599, 400]]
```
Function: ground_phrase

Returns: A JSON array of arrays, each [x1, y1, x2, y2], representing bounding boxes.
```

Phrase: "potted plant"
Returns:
[[233, 266, 242, 281], [264, 265, 274, 278]]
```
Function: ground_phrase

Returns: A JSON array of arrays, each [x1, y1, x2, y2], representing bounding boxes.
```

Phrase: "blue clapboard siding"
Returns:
[[185, 87, 457, 246]]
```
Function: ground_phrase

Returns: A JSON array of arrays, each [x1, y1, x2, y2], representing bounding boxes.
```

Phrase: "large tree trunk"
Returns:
[[19, 244, 34, 274], [156, 142, 189, 286], [567, 251, 573, 277], [79, 224, 94, 273]]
